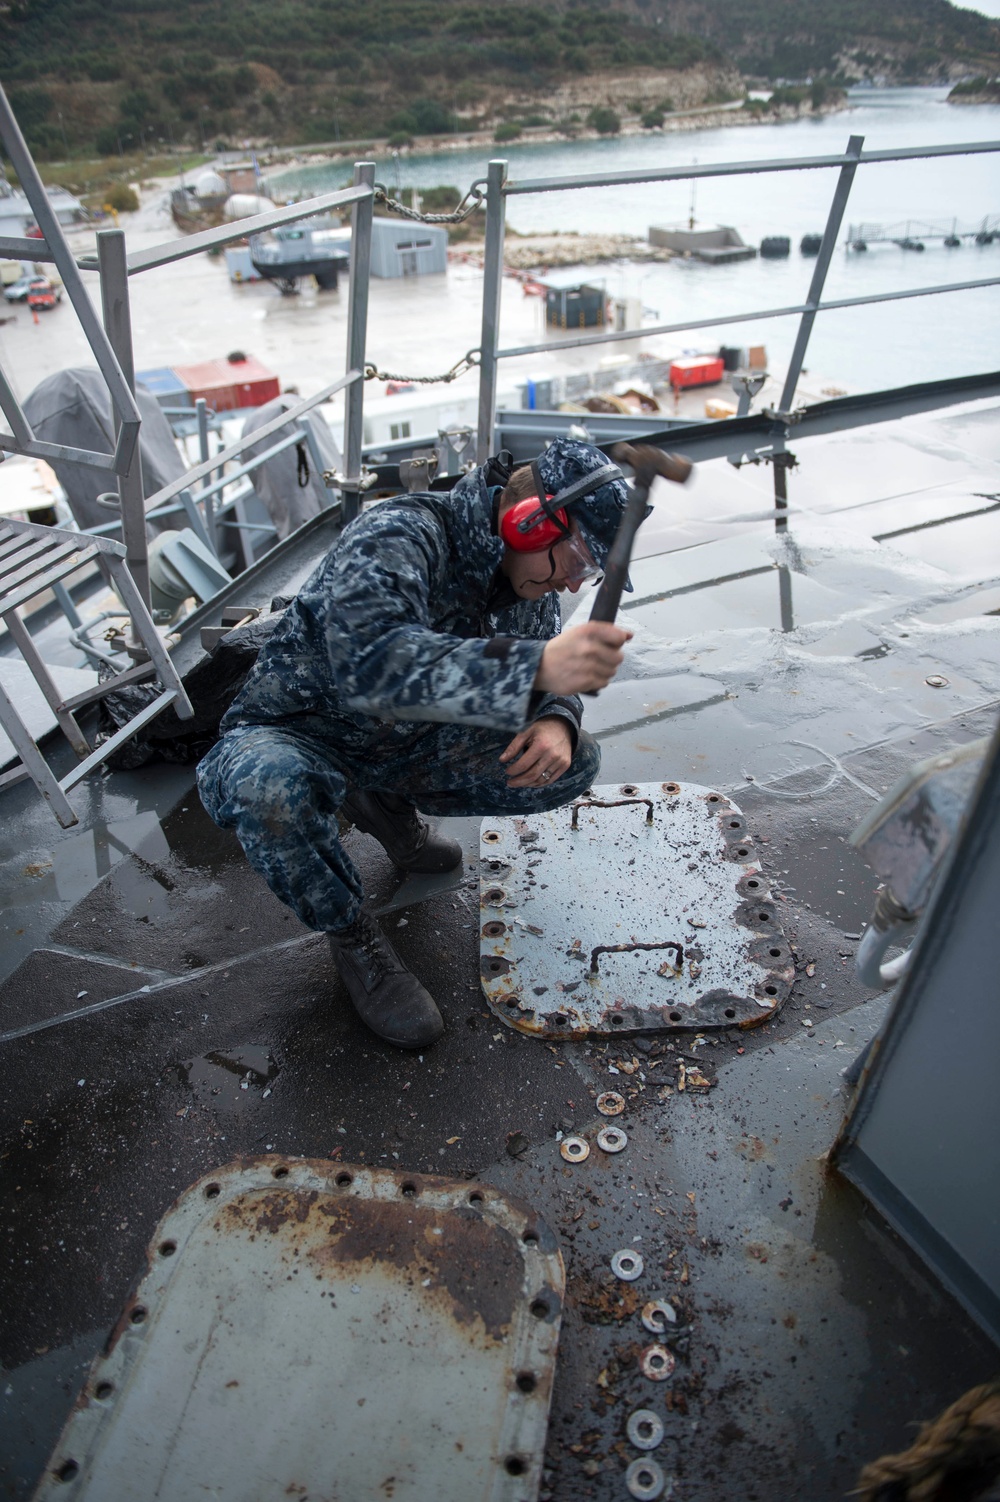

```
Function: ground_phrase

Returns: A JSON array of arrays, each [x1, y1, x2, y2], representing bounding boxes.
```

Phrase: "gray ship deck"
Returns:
[[2, 394, 999, 1500]]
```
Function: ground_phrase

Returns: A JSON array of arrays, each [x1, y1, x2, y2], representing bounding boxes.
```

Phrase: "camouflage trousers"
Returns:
[[197, 721, 601, 935]]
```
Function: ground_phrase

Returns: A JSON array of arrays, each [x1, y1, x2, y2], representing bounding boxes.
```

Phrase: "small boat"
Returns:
[[249, 222, 351, 294]]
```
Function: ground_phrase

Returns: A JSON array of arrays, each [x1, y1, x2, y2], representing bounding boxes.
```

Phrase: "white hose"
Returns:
[[856, 923, 913, 990]]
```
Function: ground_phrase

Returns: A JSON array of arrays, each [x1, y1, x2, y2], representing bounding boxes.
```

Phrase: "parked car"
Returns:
[[25, 278, 62, 311], [3, 274, 37, 303]]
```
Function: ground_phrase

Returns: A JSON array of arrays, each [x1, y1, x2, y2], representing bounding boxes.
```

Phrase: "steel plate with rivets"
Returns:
[[32, 1159, 565, 1502], [480, 780, 793, 1038]]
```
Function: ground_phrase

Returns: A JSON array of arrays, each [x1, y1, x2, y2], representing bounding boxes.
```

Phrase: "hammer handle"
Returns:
[[588, 473, 651, 625]]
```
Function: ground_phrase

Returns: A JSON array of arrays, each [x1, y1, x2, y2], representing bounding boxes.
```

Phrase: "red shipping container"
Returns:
[[669, 356, 724, 390], [172, 355, 281, 413]]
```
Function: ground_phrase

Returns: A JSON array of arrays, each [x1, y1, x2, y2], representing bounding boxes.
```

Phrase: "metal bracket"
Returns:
[[398, 454, 439, 493], [731, 372, 767, 418], [322, 465, 379, 493]]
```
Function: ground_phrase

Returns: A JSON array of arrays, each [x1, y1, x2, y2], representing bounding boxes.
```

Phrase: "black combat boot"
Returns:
[[342, 788, 463, 874], [328, 910, 445, 1049]]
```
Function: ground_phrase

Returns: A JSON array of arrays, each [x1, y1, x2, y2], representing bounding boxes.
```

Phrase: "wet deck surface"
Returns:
[[2, 396, 999, 1499]]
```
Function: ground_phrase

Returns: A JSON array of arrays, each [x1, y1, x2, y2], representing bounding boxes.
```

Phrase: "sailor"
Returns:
[[197, 438, 632, 1049]]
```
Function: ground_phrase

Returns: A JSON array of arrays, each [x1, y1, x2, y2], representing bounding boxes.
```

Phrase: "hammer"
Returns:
[[589, 443, 693, 624]]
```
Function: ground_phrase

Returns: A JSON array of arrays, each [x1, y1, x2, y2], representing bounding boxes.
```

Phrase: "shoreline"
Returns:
[[261, 97, 853, 182]]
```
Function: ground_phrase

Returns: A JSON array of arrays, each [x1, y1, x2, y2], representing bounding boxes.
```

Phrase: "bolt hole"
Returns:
[[204, 1182, 221, 1199], [469, 1190, 484, 1204], [129, 1306, 147, 1325], [505, 1457, 526, 1477], [507, 999, 519, 1011], [638, 1420, 653, 1438], [552, 1014, 567, 1026], [158, 1240, 176, 1258], [636, 1467, 656, 1486], [335, 1172, 353, 1188], [664, 782, 679, 793], [610, 1014, 624, 1026], [488, 960, 503, 973], [401, 1181, 417, 1197], [724, 1008, 736, 1018], [765, 985, 777, 995], [650, 1353, 665, 1368], [769, 947, 781, 957], [708, 795, 720, 803], [729, 819, 741, 828], [621, 785, 638, 796], [530, 1299, 550, 1319], [522, 1230, 539, 1245], [55, 1461, 79, 1484], [483, 830, 501, 843], [758, 912, 770, 922], [516, 1372, 537, 1394], [737, 847, 749, 856], [94, 1382, 114, 1401], [620, 1256, 636, 1271], [669, 1011, 682, 1021], [272, 1165, 289, 1179], [747, 879, 760, 889]]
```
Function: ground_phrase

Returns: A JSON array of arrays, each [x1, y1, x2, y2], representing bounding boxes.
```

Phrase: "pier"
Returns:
[[846, 214, 1000, 250]]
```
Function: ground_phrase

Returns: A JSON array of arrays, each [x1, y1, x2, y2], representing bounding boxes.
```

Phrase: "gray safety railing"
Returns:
[[0, 81, 376, 637], [474, 137, 1000, 464]]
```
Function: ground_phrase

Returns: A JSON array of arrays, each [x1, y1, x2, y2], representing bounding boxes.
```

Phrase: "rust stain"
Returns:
[[219, 1189, 320, 1237], [568, 1270, 645, 1327], [310, 1198, 521, 1344]]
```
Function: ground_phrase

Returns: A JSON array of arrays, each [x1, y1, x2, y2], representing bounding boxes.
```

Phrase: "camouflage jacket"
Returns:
[[221, 459, 583, 756]]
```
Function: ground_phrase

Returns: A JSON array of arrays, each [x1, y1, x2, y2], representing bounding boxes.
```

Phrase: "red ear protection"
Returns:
[[500, 497, 571, 552]]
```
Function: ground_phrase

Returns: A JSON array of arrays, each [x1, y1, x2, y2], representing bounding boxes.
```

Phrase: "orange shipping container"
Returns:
[[172, 355, 281, 413], [669, 355, 724, 390]]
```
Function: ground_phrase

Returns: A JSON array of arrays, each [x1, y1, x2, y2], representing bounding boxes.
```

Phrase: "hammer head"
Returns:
[[612, 442, 693, 487]]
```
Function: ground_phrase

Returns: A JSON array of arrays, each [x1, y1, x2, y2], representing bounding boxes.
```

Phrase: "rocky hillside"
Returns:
[[1, 0, 997, 162]]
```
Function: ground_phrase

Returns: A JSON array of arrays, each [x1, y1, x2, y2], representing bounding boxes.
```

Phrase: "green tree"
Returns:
[[586, 105, 620, 134], [105, 182, 139, 212]]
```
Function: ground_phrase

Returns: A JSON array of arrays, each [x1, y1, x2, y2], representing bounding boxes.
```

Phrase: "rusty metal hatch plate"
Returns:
[[480, 780, 793, 1038], [33, 1160, 565, 1502]]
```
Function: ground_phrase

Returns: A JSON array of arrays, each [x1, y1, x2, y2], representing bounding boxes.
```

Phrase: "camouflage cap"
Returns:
[[534, 437, 637, 590]]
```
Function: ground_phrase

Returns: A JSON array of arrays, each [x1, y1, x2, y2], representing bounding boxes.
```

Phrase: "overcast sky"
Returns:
[[959, 0, 1000, 16]]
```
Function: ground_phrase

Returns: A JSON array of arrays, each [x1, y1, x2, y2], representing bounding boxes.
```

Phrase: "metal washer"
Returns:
[[610, 1248, 644, 1281], [626, 1457, 668, 1500], [639, 1344, 675, 1381], [596, 1125, 627, 1154], [641, 1298, 677, 1334], [596, 1091, 626, 1116], [626, 1409, 665, 1451], [559, 1136, 590, 1163]]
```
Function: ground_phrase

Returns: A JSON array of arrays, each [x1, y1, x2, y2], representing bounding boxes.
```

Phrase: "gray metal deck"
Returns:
[[2, 393, 999, 1500]]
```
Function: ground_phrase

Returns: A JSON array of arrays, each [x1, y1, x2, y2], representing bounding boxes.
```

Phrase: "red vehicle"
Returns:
[[25, 277, 62, 311]]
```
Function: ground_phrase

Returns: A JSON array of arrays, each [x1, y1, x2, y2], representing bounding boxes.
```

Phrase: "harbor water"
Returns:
[[274, 87, 1000, 397]]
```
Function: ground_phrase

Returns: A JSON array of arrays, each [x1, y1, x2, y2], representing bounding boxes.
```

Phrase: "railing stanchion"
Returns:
[[476, 160, 507, 464], [97, 228, 151, 635], [343, 161, 375, 524], [779, 134, 864, 412]]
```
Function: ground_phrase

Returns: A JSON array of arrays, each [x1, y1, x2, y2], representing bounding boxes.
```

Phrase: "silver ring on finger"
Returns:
[[541, 769, 550, 779]]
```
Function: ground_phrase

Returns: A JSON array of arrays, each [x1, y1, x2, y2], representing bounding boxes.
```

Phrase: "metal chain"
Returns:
[[371, 180, 487, 224], [363, 349, 481, 386]]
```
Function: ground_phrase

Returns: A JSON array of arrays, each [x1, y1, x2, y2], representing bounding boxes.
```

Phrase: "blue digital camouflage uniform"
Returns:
[[197, 441, 627, 934]]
